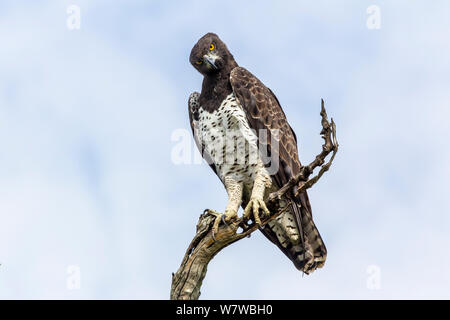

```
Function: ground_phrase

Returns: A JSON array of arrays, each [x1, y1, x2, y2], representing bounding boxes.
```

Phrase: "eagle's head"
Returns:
[[189, 33, 235, 76]]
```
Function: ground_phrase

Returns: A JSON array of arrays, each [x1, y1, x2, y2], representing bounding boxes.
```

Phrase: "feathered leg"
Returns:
[[243, 169, 271, 226], [206, 175, 243, 239]]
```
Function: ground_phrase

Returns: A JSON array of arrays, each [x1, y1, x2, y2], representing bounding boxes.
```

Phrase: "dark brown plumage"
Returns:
[[230, 67, 327, 272], [188, 33, 326, 273]]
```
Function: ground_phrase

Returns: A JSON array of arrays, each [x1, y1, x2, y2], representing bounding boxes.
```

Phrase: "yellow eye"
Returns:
[[209, 44, 215, 51], [196, 60, 202, 65]]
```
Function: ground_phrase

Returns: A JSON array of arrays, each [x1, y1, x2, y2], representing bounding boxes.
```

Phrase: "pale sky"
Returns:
[[1, 0, 449, 299]]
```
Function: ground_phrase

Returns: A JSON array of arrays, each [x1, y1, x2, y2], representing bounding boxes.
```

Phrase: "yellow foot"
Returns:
[[243, 197, 270, 227], [204, 209, 238, 240]]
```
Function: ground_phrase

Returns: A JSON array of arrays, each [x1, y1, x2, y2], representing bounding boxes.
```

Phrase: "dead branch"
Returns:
[[170, 99, 338, 300]]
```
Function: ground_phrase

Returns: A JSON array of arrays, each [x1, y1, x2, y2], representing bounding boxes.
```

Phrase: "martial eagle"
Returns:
[[188, 33, 326, 274]]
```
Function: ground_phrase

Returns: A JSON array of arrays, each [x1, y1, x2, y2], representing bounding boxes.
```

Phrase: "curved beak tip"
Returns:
[[203, 56, 218, 70]]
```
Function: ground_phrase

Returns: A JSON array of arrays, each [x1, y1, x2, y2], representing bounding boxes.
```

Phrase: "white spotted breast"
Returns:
[[192, 93, 268, 185]]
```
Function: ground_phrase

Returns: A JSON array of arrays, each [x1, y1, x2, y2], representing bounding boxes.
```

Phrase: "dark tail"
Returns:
[[261, 195, 327, 274]]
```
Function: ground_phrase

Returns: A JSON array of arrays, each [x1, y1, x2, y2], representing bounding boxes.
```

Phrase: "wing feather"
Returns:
[[230, 67, 307, 205], [230, 67, 326, 272], [188, 92, 217, 175]]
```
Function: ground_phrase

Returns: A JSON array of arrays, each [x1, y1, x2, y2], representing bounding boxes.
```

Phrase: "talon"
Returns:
[[221, 214, 228, 225], [205, 209, 222, 218], [243, 198, 271, 226], [206, 209, 238, 241]]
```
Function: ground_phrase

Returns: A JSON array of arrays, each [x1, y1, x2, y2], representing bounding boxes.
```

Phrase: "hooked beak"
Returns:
[[203, 54, 218, 70]]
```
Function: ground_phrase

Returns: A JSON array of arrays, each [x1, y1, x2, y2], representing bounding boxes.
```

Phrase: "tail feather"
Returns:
[[261, 199, 327, 274], [294, 204, 327, 273]]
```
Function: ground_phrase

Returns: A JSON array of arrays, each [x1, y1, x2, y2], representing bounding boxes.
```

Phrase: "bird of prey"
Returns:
[[188, 33, 326, 274]]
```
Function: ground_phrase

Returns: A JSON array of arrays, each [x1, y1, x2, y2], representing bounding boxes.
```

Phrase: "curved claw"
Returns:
[[243, 198, 270, 226], [206, 209, 238, 241], [221, 214, 228, 226]]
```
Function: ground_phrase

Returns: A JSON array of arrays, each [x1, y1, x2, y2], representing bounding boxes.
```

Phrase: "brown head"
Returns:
[[189, 33, 237, 76]]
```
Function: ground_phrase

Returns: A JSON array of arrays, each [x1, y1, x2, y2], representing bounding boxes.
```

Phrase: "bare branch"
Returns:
[[267, 99, 338, 203]]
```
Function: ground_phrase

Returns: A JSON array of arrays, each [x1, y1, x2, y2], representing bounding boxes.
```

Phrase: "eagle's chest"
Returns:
[[193, 93, 260, 184]]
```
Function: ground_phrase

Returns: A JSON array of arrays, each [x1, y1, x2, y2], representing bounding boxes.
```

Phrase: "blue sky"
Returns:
[[1, 0, 449, 299]]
